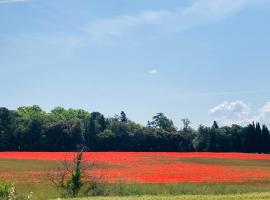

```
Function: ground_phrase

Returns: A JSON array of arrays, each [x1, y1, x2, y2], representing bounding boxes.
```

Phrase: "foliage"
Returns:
[[0, 180, 10, 199], [0, 106, 270, 153], [0, 181, 34, 200], [66, 151, 84, 197], [48, 150, 85, 198]]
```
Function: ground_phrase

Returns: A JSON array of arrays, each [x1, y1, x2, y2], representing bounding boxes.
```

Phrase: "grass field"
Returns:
[[11, 182, 270, 200], [62, 193, 270, 200], [0, 152, 269, 199]]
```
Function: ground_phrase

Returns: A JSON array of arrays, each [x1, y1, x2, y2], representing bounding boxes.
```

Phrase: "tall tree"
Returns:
[[244, 123, 257, 153], [212, 121, 219, 129], [255, 122, 262, 153], [181, 118, 191, 132], [0, 108, 12, 150], [261, 125, 270, 153], [151, 113, 175, 132], [120, 111, 128, 123]]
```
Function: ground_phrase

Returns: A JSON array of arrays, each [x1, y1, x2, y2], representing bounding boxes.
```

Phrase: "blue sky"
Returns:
[[1, 0, 270, 128]]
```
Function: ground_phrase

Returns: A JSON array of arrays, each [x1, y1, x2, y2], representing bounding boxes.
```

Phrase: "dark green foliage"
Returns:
[[120, 111, 128, 123], [150, 113, 176, 132], [193, 125, 210, 152], [212, 121, 219, 129], [84, 112, 106, 150], [0, 107, 13, 150], [43, 120, 84, 151], [261, 125, 270, 153], [0, 106, 270, 153]]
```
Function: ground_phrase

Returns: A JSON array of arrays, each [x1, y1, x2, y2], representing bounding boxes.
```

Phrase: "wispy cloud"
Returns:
[[0, 0, 29, 4], [83, 0, 266, 40], [148, 69, 158, 74]]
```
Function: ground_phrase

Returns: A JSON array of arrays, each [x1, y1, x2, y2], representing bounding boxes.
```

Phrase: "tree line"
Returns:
[[0, 105, 269, 153]]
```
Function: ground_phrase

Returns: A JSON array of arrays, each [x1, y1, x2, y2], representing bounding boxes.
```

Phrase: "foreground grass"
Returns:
[[61, 192, 270, 200], [12, 182, 270, 200], [15, 184, 60, 200], [77, 182, 270, 196]]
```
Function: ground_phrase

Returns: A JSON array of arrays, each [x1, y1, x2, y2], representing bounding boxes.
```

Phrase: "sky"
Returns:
[[1, 0, 270, 128]]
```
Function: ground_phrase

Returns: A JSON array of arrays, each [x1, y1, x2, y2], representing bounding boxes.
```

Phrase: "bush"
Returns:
[[0, 180, 10, 199], [85, 181, 108, 196], [0, 180, 34, 200], [49, 150, 85, 198]]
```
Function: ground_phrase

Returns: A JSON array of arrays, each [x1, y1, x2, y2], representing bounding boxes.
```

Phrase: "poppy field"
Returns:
[[0, 152, 270, 199], [1, 152, 270, 184]]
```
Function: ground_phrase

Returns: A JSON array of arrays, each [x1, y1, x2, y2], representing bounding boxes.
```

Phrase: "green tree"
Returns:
[[151, 113, 175, 132], [193, 125, 210, 151], [212, 121, 219, 129], [120, 111, 127, 123], [84, 112, 106, 150], [261, 125, 270, 153], [255, 122, 262, 153], [0, 108, 13, 150], [181, 118, 191, 132], [244, 123, 257, 153]]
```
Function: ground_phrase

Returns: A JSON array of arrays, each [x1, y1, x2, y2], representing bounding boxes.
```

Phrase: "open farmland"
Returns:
[[0, 152, 270, 199]]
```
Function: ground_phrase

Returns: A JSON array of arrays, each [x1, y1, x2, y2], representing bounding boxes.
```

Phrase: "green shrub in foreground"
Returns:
[[0, 180, 34, 200], [0, 180, 10, 199]]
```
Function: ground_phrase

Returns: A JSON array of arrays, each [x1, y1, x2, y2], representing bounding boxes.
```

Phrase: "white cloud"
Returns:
[[148, 69, 158, 74], [209, 100, 270, 126], [0, 0, 28, 3], [260, 102, 270, 113], [255, 102, 270, 125], [209, 101, 250, 116], [209, 100, 251, 126], [83, 0, 266, 40]]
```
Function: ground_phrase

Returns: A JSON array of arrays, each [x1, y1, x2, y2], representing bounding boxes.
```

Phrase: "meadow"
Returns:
[[0, 152, 270, 200], [65, 193, 270, 200]]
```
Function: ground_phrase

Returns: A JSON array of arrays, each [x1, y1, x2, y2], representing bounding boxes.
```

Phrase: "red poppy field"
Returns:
[[1, 152, 270, 184]]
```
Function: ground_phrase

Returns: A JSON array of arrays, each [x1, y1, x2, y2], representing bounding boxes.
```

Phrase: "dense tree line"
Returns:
[[0, 106, 269, 153]]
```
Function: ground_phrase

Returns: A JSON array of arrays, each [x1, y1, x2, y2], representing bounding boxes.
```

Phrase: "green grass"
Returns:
[[0, 159, 60, 172], [76, 182, 270, 196], [9, 182, 270, 200], [60, 192, 270, 200], [179, 158, 270, 168], [15, 184, 60, 200]]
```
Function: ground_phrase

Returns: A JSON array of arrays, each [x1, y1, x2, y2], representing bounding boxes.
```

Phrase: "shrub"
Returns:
[[85, 181, 108, 196], [48, 149, 86, 198], [0, 180, 10, 199], [66, 151, 83, 197]]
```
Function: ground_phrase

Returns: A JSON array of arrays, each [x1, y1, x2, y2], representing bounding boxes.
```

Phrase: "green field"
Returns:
[[10, 181, 270, 200], [62, 193, 270, 200], [11, 181, 270, 200]]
